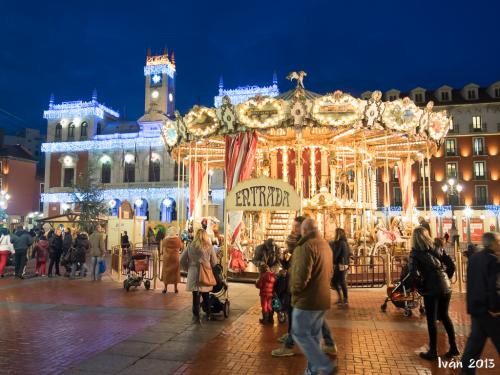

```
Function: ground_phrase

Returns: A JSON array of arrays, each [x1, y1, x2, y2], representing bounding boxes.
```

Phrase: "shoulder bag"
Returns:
[[198, 249, 216, 287]]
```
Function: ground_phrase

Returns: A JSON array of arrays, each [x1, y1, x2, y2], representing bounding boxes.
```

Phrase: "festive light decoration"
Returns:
[[41, 188, 226, 205], [144, 55, 175, 78], [215, 84, 279, 107], [41, 136, 164, 153], [44, 100, 119, 120], [432, 205, 452, 217], [185, 107, 220, 137], [382, 97, 422, 132], [485, 205, 500, 216], [428, 111, 451, 141], [311, 91, 365, 127], [237, 97, 285, 129]]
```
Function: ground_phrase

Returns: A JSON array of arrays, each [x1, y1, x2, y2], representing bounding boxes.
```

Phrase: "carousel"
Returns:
[[160, 72, 450, 274]]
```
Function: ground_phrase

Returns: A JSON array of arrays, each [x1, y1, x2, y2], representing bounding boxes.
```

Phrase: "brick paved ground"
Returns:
[[0, 273, 498, 375]]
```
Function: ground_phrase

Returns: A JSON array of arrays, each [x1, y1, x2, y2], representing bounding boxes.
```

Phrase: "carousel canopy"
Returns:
[[161, 72, 451, 168]]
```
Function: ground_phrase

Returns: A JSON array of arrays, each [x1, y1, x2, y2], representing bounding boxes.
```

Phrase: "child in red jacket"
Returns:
[[32, 235, 50, 276], [255, 264, 276, 324]]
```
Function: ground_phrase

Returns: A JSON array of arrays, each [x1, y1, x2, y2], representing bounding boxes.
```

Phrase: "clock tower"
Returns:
[[143, 48, 176, 117]]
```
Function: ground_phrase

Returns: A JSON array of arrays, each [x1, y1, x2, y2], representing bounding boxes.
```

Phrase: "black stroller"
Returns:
[[381, 273, 424, 317], [202, 264, 230, 318]]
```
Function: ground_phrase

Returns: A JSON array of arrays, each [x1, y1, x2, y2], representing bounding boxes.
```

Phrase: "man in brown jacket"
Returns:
[[89, 224, 106, 281], [290, 218, 336, 375]]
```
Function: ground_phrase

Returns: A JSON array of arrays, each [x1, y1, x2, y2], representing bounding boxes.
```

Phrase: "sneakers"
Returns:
[[271, 347, 295, 357], [191, 315, 201, 325], [277, 333, 289, 343], [442, 346, 460, 359], [322, 343, 338, 356]]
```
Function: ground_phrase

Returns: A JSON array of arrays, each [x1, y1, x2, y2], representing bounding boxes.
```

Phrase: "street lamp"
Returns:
[[0, 190, 10, 210], [442, 178, 463, 226]]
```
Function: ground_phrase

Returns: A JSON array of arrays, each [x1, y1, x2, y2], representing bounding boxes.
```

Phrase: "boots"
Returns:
[[443, 343, 460, 359], [259, 312, 268, 324], [259, 312, 273, 325]]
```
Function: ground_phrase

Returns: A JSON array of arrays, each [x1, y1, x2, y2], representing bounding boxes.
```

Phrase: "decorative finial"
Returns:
[[286, 71, 307, 88], [272, 71, 278, 86], [146, 47, 151, 57], [49, 93, 55, 109], [219, 76, 224, 89], [171, 51, 175, 64], [92, 88, 97, 101]]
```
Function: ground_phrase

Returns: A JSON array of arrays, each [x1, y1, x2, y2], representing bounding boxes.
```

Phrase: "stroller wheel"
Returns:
[[125, 281, 131, 292], [278, 312, 287, 324], [419, 306, 426, 316], [223, 301, 230, 318], [123, 280, 128, 290], [404, 309, 412, 317], [144, 280, 151, 290], [380, 303, 387, 312]]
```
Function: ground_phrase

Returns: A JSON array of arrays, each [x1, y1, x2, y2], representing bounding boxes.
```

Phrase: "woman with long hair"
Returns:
[[161, 226, 183, 294], [329, 228, 350, 305], [409, 226, 459, 360], [180, 229, 217, 324]]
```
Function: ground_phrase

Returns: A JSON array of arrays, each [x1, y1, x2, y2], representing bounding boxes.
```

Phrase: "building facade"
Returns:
[[41, 51, 224, 222], [0, 145, 39, 223], [374, 81, 500, 239], [214, 73, 279, 107]]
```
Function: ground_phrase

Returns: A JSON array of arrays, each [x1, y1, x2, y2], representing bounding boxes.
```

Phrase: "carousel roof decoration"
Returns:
[[161, 71, 451, 166]]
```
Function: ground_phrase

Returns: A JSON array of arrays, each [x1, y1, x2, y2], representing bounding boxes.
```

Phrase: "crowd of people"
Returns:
[[0, 224, 107, 281]]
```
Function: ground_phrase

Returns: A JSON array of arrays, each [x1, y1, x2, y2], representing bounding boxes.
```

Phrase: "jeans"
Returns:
[[291, 308, 335, 374], [423, 293, 456, 352], [14, 251, 27, 277], [70, 262, 87, 278], [192, 291, 210, 318], [461, 315, 500, 374], [332, 267, 348, 302], [286, 306, 336, 349], [48, 255, 61, 276], [91, 256, 101, 280]]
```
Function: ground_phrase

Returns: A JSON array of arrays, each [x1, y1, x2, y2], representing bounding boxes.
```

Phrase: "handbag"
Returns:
[[199, 259, 216, 287], [99, 259, 106, 274]]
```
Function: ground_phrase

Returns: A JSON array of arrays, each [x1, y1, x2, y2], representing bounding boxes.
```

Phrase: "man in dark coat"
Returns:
[[11, 226, 34, 279], [460, 232, 500, 374], [48, 228, 63, 277], [253, 238, 279, 269]]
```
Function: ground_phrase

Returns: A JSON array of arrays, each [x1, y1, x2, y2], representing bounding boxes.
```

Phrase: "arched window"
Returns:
[[55, 123, 62, 139], [80, 122, 88, 138], [149, 159, 161, 182], [68, 123, 75, 138], [124, 155, 135, 183], [101, 161, 111, 183], [96, 122, 102, 135]]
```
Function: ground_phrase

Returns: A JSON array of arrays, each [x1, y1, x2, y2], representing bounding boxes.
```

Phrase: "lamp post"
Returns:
[[442, 178, 463, 233]]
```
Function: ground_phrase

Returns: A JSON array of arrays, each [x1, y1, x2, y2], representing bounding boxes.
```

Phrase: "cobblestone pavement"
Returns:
[[0, 274, 498, 375]]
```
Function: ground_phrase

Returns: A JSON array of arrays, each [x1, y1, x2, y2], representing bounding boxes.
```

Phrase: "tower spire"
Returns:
[[49, 93, 55, 109], [146, 47, 151, 57], [219, 76, 224, 95], [170, 51, 175, 64], [92, 88, 98, 102], [272, 71, 278, 86]]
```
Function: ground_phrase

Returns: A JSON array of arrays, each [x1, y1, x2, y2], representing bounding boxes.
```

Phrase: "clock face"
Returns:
[[151, 90, 159, 99], [150, 74, 162, 86]]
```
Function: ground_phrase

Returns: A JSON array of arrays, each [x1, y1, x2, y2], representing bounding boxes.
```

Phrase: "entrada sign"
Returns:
[[226, 176, 301, 212]]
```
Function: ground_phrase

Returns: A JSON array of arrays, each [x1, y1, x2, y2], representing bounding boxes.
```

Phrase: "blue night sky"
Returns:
[[0, 0, 498, 133]]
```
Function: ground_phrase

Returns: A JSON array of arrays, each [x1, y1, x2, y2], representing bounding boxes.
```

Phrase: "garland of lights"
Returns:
[[485, 205, 500, 216], [311, 91, 365, 127], [43, 100, 119, 120], [428, 111, 451, 141], [41, 136, 164, 153], [432, 205, 452, 217], [144, 64, 175, 78], [215, 84, 279, 107], [237, 97, 285, 129], [185, 107, 220, 137], [42, 188, 225, 204]]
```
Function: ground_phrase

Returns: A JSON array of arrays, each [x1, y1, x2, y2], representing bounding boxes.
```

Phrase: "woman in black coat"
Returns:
[[409, 226, 459, 360], [330, 228, 350, 306]]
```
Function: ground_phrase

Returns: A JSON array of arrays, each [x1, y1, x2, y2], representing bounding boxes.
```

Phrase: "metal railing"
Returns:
[[347, 256, 386, 288], [111, 243, 160, 288]]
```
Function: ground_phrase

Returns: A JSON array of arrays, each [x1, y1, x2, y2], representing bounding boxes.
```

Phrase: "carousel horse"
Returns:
[[370, 224, 404, 257]]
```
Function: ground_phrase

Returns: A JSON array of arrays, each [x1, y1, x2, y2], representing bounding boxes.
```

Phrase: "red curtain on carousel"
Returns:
[[189, 161, 206, 218], [396, 157, 413, 215], [225, 131, 258, 244]]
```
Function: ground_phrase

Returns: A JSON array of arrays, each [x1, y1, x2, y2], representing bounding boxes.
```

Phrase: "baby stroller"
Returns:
[[202, 263, 230, 319], [123, 252, 152, 292], [380, 273, 424, 317]]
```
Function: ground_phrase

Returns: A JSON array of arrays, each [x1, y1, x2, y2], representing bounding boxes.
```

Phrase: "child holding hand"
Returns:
[[255, 264, 276, 324]]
